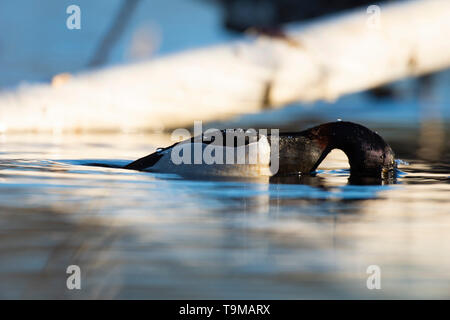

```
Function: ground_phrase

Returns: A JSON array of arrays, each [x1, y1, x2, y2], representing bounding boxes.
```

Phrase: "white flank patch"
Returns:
[[147, 135, 273, 177]]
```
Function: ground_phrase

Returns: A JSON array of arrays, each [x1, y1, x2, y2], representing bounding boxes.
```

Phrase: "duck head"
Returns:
[[276, 121, 396, 178]]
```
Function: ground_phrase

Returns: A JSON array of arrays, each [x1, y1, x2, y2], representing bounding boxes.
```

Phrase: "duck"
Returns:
[[124, 121, 396, 178]]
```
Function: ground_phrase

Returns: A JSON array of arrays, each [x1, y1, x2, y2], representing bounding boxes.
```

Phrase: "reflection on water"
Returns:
[[0, 131, 449, 299]]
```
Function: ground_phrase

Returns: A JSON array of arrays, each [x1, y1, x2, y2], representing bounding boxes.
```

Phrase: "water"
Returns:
[[0, 127, 448, 299]]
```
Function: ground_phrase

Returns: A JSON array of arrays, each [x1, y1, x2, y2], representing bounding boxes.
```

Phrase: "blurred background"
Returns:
[[0, 0, 449, 299], [1, 0, 389, 86], [0, 0, 448, 160]]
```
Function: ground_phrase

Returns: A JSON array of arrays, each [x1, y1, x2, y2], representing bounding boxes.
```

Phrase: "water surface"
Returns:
[[0, 129, 448, 299]]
